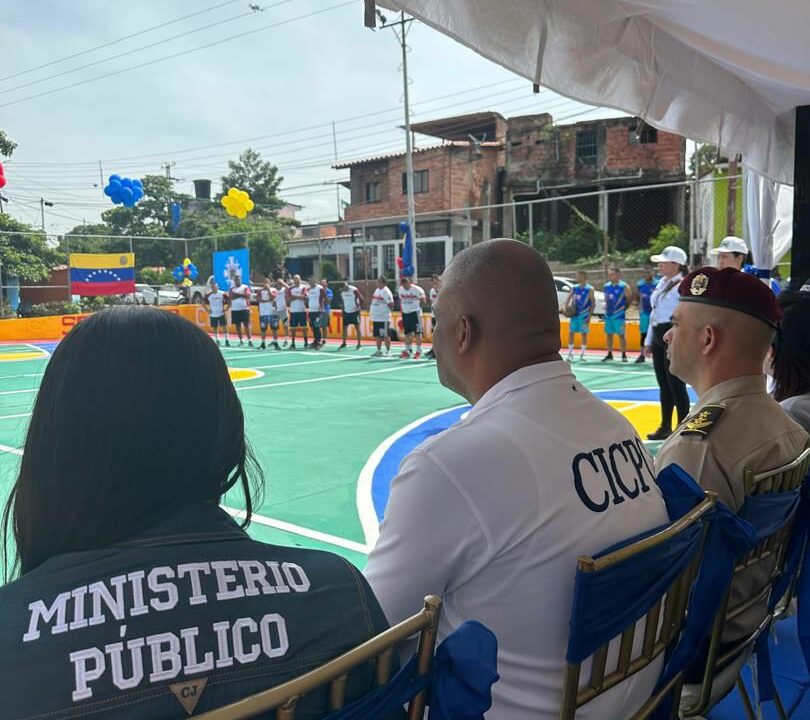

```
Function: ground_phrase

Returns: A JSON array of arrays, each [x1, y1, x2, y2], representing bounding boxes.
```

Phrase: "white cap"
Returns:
[[650, 246, 688, 265], [709, 236, 749, 255]]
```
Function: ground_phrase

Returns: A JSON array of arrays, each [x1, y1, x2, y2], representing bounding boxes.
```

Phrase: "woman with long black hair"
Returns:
[[643, 246, 691, 440], [0, 306, 389, 720], [771, 287, 810, 431]]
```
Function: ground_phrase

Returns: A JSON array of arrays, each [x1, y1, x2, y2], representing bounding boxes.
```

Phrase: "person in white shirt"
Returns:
[[306, 278, 325, 349], [274, 277, 290, 347], [256, 278, 279, 350], [369, 277, 394, 357], [338, 281, 364, 350], [426, 274, 441, 359], [286, 274, 309, 350], [228, 274, 252, 347], [643, 246, 690, 440], [397, 276, 426, 359], [364, 239, 668, 720], [203, 279, 230, 346]]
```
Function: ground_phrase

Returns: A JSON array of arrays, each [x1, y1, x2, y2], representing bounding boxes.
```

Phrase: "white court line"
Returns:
[[25, 342, 52, 358], [613, 401, 652, 413], [221, 505, 369, 554], [572, 365, 655, 376], [236, 361, 435, 392], [356, 404, 468, 549], [0, 443, 23, 456], [0, 372, 46, 380], [0, 388, 37, 396], [231, 355, 369, 372], [0, 412, 32, 421]]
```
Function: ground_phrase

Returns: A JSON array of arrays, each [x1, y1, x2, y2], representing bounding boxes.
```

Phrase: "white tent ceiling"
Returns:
[[375, 0, 810, 185]]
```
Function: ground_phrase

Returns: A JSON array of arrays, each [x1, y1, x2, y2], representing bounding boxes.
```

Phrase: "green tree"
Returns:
[[0, 215, 59, 281], [689, 144, 725, 178], [220, 148, 284, 216], [0, 129, 16, 158]]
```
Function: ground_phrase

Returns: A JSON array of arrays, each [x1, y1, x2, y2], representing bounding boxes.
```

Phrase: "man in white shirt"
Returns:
[[306, 277, 325, 349], [338, 281, 364, 350], [228, 274, 252, 347], [426, 273, 441, 359], [256, 278, 279, 350], [369, 277, 394, 357], [274, 277, 290, 347], [397, 276, 426, 359], [286, 274, 309, 350], [364, 239, 669, 720], [203, 279, 230, 346]]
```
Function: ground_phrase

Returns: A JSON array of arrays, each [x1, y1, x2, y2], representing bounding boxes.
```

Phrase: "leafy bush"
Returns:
[[320, 259, 341, 282]]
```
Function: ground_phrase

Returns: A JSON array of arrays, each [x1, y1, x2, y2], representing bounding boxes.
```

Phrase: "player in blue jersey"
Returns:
[[565, 271, 595, 361], [634, 267, 656, 363], [602, 268, 633, 361]]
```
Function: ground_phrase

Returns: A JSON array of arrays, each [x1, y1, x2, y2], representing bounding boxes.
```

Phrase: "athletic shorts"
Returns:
[[372, 321, 390, 339], [570, 315, 590, 334], [260, 314, 279, 331], [276, 309, 288, 324], [344, 311, 359, 326], [210, 315, 226, 328], [320, 310, 331, 328], [308, 311, 321, 328], [231, 309, 250, 326], [604, 314, 626, 336], [290, 311, 307, 328], [402, 311, 422, 335], [640, 311, 651, 335]]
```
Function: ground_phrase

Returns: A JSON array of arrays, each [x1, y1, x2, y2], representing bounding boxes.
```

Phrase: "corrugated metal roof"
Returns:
[[333, 140, 502, 169]]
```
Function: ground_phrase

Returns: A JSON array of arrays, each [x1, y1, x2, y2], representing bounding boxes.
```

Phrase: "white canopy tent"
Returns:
[[368, 0, 810, 286]]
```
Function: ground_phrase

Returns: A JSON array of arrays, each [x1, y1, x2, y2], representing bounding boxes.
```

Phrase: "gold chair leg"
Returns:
[[735, 676, 757, 720]]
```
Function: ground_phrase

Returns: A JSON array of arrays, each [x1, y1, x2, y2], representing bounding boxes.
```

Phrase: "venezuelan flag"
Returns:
[[69, 253, 136, 296]]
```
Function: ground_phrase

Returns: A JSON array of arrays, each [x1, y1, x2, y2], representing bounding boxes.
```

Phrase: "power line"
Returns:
[[0, 0, 359, 110], [0, 0, 244, 83], [0, 1, 296, 97]]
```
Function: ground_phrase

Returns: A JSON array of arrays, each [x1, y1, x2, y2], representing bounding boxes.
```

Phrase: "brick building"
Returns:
[[335, 111, 686, 280]]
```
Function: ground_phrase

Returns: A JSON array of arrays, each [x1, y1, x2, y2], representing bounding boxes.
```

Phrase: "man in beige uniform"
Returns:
[[655, 266, 808, 643]]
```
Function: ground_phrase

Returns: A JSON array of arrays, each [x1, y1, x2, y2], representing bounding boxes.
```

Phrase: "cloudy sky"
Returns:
[[0, 0, 622, 234]]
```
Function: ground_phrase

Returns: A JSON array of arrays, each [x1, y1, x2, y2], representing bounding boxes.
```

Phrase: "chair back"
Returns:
[[684, 445, 810, 717], [194, 595, 442, 720], [559, 495, 715, 720]]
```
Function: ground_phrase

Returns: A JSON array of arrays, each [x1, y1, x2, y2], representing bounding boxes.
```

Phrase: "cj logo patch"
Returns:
[[170, 677, 208, 715]]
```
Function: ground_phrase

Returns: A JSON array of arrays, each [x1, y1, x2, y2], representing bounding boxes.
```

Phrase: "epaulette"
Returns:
[[680, 404, 725, 437]]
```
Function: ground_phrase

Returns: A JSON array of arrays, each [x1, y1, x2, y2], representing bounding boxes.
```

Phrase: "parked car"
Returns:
[[554, 276, 606, 317], [188, 276, 264, 305], [134, 283, 184, 306]]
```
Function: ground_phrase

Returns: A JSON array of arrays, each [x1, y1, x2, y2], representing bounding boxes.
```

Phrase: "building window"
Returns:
[[402, 170, 429, 194], [365, 181, 381, 203], [416, 241, 446, 276], [576, 130, 597, 166], [415, 219, 450, 238], [352, 245, 378, 280], [629, 123, 658, 145]]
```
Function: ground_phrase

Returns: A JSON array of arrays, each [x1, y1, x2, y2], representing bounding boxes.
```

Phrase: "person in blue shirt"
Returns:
[[602, 267, 632, 362], [634, 267, 656, 363], [320, 278, 334, 345], [565, 271, 595, 361]]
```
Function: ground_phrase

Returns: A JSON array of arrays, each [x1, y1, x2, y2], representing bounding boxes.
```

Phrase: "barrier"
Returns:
[[0, 306, 644, 351]]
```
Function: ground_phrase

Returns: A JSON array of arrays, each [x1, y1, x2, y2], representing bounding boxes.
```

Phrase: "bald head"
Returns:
[[433, 239, 562, 403]]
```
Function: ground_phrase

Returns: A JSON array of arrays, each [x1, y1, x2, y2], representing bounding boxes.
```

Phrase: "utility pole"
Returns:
[[98, 160, 105, 192], [162, 162, 176, 181], [40, 198, 54, 231], [332, 121, 341, 220], [378, 10, 418, 279]]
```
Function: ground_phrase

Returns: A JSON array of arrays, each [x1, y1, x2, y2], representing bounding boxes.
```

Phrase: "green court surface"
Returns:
[[0, 340, 668, 573]]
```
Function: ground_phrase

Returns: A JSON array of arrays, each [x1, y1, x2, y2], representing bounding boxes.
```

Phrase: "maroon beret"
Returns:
[[678, 266, 781, 328]]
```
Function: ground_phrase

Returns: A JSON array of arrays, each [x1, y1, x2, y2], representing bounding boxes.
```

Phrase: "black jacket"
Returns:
[[0, 503, 390, 719]]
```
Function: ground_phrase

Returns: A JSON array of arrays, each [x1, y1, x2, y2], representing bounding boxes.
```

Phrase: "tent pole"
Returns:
[[791, 105, 810, 290]]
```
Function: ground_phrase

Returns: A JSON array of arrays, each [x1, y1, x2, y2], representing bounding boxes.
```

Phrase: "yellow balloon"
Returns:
[[220, 196, 228, 207], [228, 187, 240, 198], [245, 199, 255, 211], [236, 210, 247, 220]]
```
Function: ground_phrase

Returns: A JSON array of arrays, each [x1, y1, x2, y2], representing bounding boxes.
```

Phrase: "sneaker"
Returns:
[[400, 350, 411, 359], [647, 427, 672, 441], [272, 341, 279, 350], [225, 340, 230, 347], [239, 341, 244, 347], [289, 343, 296, 350], [282, 339, 288, 348], [413, 350, 422, 360], [580, 354, 587, 362], [304, 342, 310, 349], [259, 342, 265, 350], [566, 352, 574, 362], [371, 350, 383, 357], [601, 353, 614, 362], [425, 349, 435, 359], [634, 354, 645, 364], [314, 342, 322, 351], [338, 342, 347, 349], [355, 343, 362, 350], [216, 339, 221, 346], [621, 353, 628, 362], [384, 349, 391, 356], [248, 341, 254, 347]]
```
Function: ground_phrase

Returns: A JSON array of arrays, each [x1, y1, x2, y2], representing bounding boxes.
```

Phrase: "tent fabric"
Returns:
[[743, 169, 794, 276], [376, 1, 810, 185]]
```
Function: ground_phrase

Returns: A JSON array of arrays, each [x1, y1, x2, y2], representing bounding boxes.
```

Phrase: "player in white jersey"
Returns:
[[338, 281, 364, 350], [369, 277, 394, 357], [286, 274, 309, 349], [203, 279, 230, 346], [256, 278, 280, 350], [426, 273, 441, 359], [306, 278, 325, 349], [397, 276, 426, 359], [228, 274, 253, 347], [274, 277, 290, 347]]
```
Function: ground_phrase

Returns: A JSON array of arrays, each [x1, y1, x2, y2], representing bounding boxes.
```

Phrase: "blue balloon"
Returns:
[[120, 178, 133, 189], [109, 178, 122, 191], [133, 178, 143, 188], [110, 191, 122, 204], [103, 184, 113, 197], [120, 187, 134, 204], [108, 174, 122, 183], [172, 266, 185, 282], [187, 263, 199, 280], [132, 186, 144, 201]]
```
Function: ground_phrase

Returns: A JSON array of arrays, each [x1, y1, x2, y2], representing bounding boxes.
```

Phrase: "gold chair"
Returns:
[[681, 445, 810, 720], [194, 595, 442, 720], [559, 495, 716, 720]]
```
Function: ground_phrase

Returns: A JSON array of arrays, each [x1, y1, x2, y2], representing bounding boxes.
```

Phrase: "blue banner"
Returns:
[[213, 249, 250, 291]]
